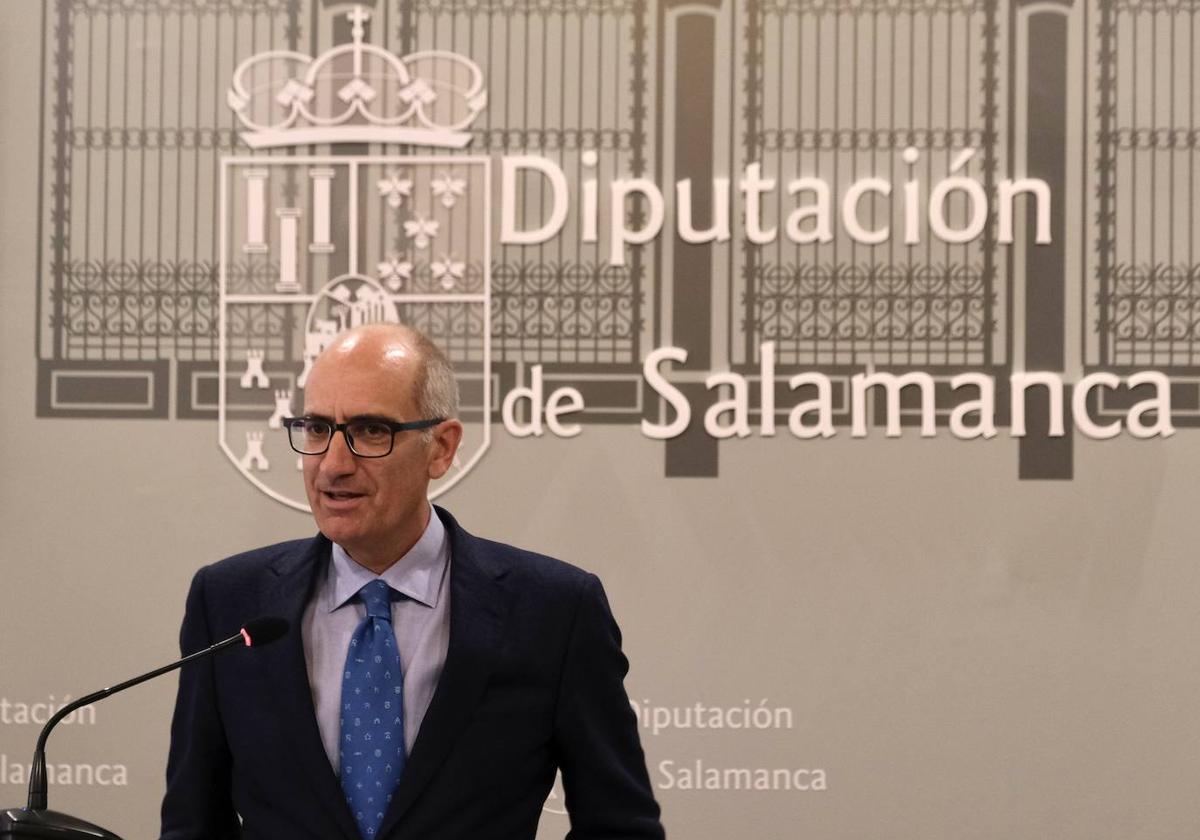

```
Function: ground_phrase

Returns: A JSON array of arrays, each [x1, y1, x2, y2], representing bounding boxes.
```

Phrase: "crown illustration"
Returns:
[[227, 6, 486, 149]]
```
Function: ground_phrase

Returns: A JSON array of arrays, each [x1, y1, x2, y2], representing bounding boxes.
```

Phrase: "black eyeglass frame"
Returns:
[[283, 415, 446, 458]]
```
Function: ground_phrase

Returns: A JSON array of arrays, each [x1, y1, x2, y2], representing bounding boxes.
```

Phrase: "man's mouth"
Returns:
[[322, 490, 365, 502]]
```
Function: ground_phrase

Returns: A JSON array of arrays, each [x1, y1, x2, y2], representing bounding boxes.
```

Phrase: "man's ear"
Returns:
[[427, 419, 464, 480]]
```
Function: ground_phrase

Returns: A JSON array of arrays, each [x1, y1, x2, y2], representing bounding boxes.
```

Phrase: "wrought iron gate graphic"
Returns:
[[35, 0, 1200, 488]]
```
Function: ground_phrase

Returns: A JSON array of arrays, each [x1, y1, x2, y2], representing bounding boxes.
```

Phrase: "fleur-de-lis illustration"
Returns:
[[274, 78, 314, 108], [377, 172, 413, 209], [430, 254, 466, 290], [403, 215, 439, 250], [398, 79, 437, 106], [376, 256, 412, 292], [338, 78, 377, 105], [430, 172, 467, 209]]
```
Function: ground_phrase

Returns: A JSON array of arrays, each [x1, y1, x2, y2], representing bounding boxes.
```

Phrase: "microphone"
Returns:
[[0, 617, 289, 839]]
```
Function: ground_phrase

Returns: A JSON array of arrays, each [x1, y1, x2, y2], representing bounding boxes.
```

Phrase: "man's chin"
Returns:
[[312, 507, 367, 542]]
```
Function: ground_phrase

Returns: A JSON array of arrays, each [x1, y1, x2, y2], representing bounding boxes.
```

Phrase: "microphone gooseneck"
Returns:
[[9, 616, 289, 834]]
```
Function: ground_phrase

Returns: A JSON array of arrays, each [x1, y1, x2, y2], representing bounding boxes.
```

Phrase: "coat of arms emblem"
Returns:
[[218, 7, 490, 510]]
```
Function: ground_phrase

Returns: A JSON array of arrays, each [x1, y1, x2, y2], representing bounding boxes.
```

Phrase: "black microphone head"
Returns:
[[240, 617, 289, 648]]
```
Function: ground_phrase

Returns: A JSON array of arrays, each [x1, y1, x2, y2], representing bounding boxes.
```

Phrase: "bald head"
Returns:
[[311, 323, 459, 424]]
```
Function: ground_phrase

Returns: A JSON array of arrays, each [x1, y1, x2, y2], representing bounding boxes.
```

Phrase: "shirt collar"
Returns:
[[324, 506, 448, 611]]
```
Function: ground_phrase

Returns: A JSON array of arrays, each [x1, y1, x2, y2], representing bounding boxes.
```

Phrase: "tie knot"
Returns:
[[357, 579, 393, 620]]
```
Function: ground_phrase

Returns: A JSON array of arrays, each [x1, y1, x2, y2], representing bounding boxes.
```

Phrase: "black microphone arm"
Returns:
[[0, 616, 288, 840]]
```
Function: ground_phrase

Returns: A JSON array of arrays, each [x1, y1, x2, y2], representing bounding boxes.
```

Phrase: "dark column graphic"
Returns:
[[664, 6, 720, 477], [1018, 8, 1072, 479]]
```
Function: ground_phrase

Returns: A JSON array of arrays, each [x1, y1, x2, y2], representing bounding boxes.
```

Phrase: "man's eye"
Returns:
[[304, 421, 332, 436], [355, 423, 391, 440]]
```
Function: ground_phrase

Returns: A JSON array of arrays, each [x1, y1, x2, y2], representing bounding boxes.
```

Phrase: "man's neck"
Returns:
[[343, 507, 432, 574]]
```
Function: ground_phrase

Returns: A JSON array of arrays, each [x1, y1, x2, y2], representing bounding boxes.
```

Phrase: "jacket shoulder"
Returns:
[[439, 507, 596, 593], [195, 535, 324, 586], [476, 533, 594, 587]]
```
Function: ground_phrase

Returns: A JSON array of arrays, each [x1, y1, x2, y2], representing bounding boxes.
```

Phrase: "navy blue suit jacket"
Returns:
[[160, 507, 664, 839]]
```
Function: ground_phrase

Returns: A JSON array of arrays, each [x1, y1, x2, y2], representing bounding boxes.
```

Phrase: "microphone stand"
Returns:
[[1, 622, 283, 839]]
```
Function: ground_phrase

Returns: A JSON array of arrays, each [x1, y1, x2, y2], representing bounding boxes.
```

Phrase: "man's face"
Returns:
[[301, 335, 459, 568]]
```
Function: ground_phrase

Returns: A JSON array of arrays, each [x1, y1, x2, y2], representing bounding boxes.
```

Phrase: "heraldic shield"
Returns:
[[218, 155, 491, 511]]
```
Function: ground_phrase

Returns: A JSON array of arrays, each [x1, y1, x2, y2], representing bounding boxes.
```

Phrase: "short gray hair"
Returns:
[[408, 328, 459, 438]]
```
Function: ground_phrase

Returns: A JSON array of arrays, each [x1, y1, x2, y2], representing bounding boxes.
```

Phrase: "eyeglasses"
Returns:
[[283, 416, 445, 458]]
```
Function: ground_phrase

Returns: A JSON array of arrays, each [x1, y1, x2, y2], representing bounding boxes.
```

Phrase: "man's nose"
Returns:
[[319, 428, 358, 475]]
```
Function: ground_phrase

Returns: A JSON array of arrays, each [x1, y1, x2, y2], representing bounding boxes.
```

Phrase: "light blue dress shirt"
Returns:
[[301, 508, 451, 772]]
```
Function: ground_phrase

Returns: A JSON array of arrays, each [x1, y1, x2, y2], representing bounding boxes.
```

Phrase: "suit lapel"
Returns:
[[260, 536, 362, 840], [376, 509, 512, 838]]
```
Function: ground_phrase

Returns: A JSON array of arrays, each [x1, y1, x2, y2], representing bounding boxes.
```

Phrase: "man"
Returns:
[[161, 324, 664, 840]]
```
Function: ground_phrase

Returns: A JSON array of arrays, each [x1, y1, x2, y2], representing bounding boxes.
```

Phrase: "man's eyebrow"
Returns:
[[300, 412, 400, 424], [347, 413, 402, 424]]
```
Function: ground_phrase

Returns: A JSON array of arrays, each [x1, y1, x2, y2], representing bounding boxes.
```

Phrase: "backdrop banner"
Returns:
[[2, 0, 1199, 837]]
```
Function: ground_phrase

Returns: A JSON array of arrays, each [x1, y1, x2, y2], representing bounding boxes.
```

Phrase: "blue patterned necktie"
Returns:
[[339, 579, 406, 839]]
